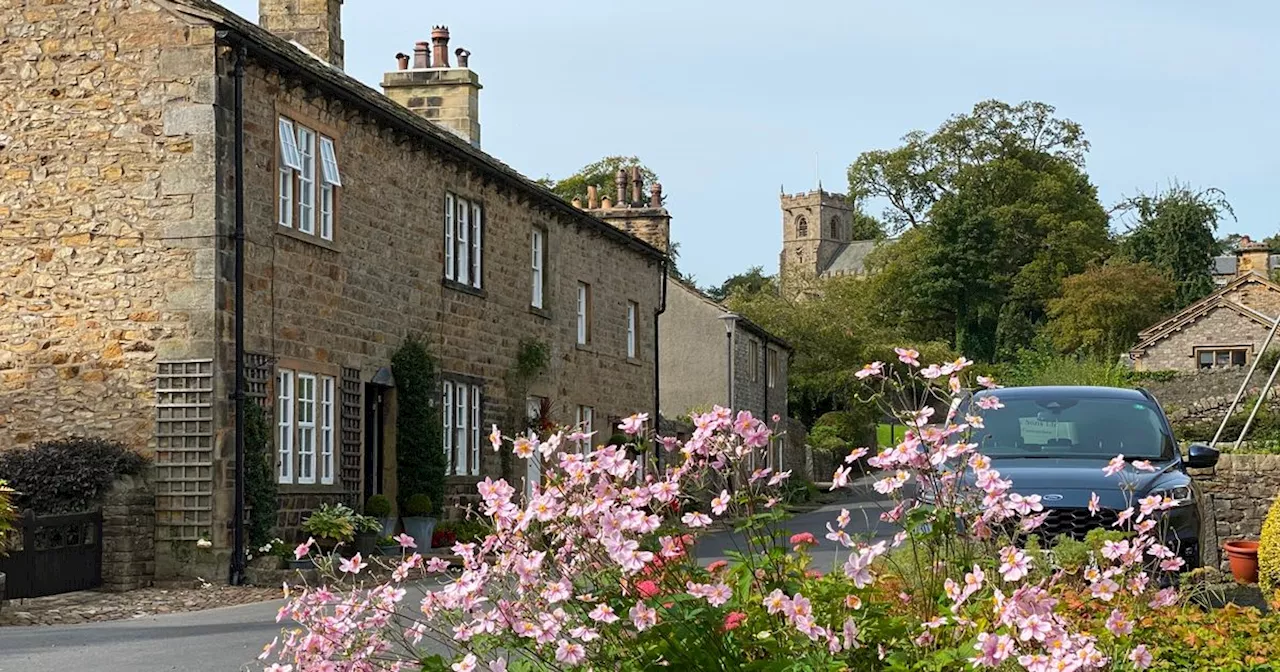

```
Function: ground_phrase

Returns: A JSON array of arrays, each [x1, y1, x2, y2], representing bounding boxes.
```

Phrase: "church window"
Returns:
[[796, 216, 808, 238]]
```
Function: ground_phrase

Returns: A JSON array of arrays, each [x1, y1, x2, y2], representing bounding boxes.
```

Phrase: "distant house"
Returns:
[[1131, 243, 1280, 372], [1211, 236, 1280, 285]]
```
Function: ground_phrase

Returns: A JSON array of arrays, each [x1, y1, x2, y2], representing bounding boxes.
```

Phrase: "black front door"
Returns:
[[364, 384, 385, 501]]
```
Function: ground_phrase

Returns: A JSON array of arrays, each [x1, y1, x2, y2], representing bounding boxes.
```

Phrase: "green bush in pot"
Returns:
[[402, 493, 436, 550], [301, 503, 357, 552], [364, 494, 396, 537], [353, 514, 381, 557]]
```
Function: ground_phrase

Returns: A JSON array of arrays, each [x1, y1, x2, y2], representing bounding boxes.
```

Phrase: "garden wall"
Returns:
[[1190, 453, 1280, 571], [102, 474, 156, 592], [1143, 368, 1280, 425]]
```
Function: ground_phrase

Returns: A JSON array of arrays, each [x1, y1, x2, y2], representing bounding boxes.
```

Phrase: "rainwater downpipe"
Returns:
[[224, 35, 248, 586], [653, 259, 667, 468]]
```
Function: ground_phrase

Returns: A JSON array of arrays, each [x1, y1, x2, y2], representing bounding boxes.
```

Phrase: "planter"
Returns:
[[287, 557, 316, 570], [402, 516, 437, 551], [1224, 540, 1260, 584], [354, 532, 378, 558], [378, 545, 402, 557], [380, 517, 398, 538], [1, 571, 6, 615]]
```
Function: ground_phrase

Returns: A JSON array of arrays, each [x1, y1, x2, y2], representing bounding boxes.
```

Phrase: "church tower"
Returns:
[[779, 188, 855, 296]]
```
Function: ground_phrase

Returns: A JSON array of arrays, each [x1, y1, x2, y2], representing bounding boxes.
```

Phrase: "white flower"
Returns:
[[196, 538, 213, 549]]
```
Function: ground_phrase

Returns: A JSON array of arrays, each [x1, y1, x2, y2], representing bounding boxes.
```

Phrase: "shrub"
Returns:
[[392, 337, 446, 515], [244, 401, 278, 549], [0, 479, 16, 556], [0, 438, 148, 514], [363, 494, 392, 518], [301, 503, 357, 543], [1261, 493, 1280, 599], [404, 493, 433, 517]]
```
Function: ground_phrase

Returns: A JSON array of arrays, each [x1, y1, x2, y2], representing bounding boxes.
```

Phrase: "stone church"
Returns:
[[778, 188, 879, 298]]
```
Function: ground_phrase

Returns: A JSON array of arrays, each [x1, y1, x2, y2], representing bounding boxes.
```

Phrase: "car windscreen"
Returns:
[[970, 394, 1174, 460]]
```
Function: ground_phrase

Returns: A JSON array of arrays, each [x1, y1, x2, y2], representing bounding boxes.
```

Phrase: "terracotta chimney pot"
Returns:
[[630, 166, 643, 204], [587, 185, 599, 209], [431, 26, 451, 67], [413, 41, 429, 68], [615, 168, 627, 205], [571, 196, 583, 209], [649, 182, 662, 208], [395, 52, 410, 70], [601, 195, 613, 209], [455, 48, 470, 68]]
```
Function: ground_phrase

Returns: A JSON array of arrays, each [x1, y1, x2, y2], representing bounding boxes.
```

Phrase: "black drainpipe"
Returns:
[[225, 35, 248, 586], [653, 259, 668, 462]]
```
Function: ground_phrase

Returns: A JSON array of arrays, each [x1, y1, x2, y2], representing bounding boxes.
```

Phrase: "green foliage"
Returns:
[[0, 479, 16, 556], [1116, 182, 1235, 310], [1137, 604, 1280, 671], [301, 503, 358, 543], [1260, 493, 1280, 600], [392, 337, 446, 514], [539, 155, 658, 205], [436, 518, 487, 543], [807, 424, 847, 455], [704, 266, 776, 303], [404, 493, 434, 517], [513, 338, 550, 382], [999, 335, 1135, 388], [355, 514, 382, 534], [0, 437, 148, 514], [1046, 261, 1177, 359], [1050, 535, 1090, 573], [245, 401, 277, 549], [363, 494, 392, 518]]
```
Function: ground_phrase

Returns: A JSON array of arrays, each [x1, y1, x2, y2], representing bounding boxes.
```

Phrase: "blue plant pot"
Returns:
[[402, 517, 437, 550], [380, 517, 399, 538]]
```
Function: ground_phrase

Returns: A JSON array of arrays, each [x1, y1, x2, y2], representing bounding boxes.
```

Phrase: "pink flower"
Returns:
[[513, 436, 536, 459], [997, 546, 1030, 582], [707, 559, 728, 573], [977, 375, 999, 389], [1091, 578, 1120, 601], [1103, 454, 1126, 477], [294, 538, 314, 560], [1088, 492, 1101, 515], [265, 665, 293, 672], [855, 361, 884, 379], [339, 552, 368, 575], [588, 603, 619, 624], [451, 653, 477, 672], [635, 580, 660, 599], [394, 532, 417, 549], [790, 532, 818, 549], [768, 470, 792, 487], [682, 512, 712, 528], [555, 640, 586, 666], [706, 583, 732, 607], [1106, 608, 1133, 636], [488, 425, 502, 451], [488, 659, 507, 672], [764, 589, 790, 614], [1149, 587, 1178, 608], [618, 413, 649, 435], [629, 601, 657, 631], [722, 611, 748, 632], [1132, 459, 1156, 472], [830, 465, 852, 490], [975, 396, 1003, 410], [711, 490, 730, 515], [895, 348, 920, 366], [845, 447, 869, 464], [1129, 645, 1152, 669]]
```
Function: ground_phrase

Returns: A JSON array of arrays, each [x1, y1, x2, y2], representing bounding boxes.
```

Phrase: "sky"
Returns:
[[222, 0, 1280, 288]]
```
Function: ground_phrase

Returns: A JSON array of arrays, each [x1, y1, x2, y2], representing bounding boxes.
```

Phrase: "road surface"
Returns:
[[0, 483, 895, 671]]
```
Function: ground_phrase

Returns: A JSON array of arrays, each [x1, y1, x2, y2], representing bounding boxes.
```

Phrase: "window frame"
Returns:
[[576, 405, 594, 452], [626, 301, 638, 359], [296, 373, 317, 484], [443, 378, 484, 476], [275, 366, 338, 487], [277, 369, 294, 484], [320, 376, 335, 485], [531, 227, 546, 309], [1196, 346, 1248, 370], [444, 192, 485, 290], [767, 347, 778, 389], [577, 282, 592, 345], [275, 112, 340, 244], [296, 125, 317, 235], [749, 339, 760, 382]]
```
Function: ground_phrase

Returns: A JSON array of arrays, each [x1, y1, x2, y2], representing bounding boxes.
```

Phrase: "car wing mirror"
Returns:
[[1186, 442, 1220, 469]]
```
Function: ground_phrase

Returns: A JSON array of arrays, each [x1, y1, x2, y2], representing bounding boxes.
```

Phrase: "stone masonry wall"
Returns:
[[101, 473, 155, 592], [1136, 306, 1271, 373], [212, 50, 663, 532], [0, 1, 219, 453], [1190, 453, 1280, 571], [1142, 367, 1280, 425]]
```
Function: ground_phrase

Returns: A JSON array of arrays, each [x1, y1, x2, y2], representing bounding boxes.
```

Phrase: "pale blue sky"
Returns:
[[222, 0, 1280, 287]]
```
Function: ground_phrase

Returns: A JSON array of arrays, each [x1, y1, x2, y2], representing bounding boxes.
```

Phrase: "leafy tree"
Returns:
[[1045, 261, 1176, 359], [705, 266, 776, 303], [392, 338, 446, 514], [540, 156, 659, 205], [847, 100, 1088, 233], [848, 208, 887, 241], [1116, 183, 1234, 309]]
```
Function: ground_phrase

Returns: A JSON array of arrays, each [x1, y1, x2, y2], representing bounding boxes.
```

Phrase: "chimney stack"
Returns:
[[587, 185, 600, 209], [615, 168, 627, 206], [259, 0, 345, 68], [650, 182, 662, 208], [382, 27, 484, 148], [431, 26, 451, 67]]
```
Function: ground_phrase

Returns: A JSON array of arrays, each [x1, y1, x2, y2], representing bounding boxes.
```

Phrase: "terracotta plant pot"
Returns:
[[1224, 539, 1260, 584]]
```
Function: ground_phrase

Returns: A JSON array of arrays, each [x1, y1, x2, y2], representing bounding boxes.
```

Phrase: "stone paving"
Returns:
[[0, 583, 281, 627]]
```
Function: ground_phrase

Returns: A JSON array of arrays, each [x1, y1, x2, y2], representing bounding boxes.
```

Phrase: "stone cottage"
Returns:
[[1131, 244, 1280, 372], [0, 0, 666, 575]]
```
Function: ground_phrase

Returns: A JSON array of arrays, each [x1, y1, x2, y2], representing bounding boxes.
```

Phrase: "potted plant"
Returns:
[[376, 535, 401, 556], [432, 521, 457, 549], [0, 479, 16, 614], [401, 494, 437, 550], [301, 503, 357, 555], [252, 538, 290, 570], [364, 494, 396, 538], [353, 514, 381, 557], [1225, 539, 1261, 584]]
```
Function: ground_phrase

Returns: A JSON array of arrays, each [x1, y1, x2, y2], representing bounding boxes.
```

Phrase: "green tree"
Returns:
[[1045, 261, 1176, 358], [848, 207, 887, 241], [540, 156, 658, 204], [847, 100, 1089, 234], [705, 266, 776, 302], [1116, 183, 1234, 309], [391, 338, 446, 514]]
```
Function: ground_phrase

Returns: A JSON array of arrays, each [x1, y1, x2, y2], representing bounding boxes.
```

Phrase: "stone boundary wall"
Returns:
[[1142, 368, 1280, 424], [1190, 453, 1280, 571], [102, 474, 156, 592]]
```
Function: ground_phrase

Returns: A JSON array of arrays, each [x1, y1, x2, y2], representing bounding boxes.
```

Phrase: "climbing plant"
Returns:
[[392, 337, 446, 514], [244, 400, 277, 549]]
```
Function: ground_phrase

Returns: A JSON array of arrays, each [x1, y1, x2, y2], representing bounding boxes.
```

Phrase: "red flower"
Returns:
[[722, 611, 748, 632], [790, 532, 818, 547], [707, 560, 728, 573], [805, 569, 823, 579], [636, 580, 661, 599]]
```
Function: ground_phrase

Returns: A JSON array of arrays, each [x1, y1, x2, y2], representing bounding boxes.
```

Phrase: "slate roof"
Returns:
[[822, 240, 878, 276], [1130, 272, 1280, 357], [163, 0, 666, 261]]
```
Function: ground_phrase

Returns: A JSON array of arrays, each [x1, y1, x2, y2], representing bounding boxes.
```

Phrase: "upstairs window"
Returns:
[[749, 339, 760, 382], [767, 348, 779, 389], [531, 228, 546, 309], [626, 301, 638, 358], [444, 193, 483, 289], [577, 282, 592, 345], [277, 116, 338, 242]]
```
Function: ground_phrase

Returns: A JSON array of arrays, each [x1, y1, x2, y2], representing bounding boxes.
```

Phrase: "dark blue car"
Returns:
[[967, 386, 1219, 568]]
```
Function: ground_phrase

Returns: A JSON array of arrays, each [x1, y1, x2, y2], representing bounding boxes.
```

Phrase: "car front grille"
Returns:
[[1034, 508, 1118, 541]]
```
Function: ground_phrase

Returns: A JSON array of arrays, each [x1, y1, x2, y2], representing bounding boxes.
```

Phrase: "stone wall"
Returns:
[[1135, 305, 1272, 373], [1140, 367, 1280, 426], [0, 1, 219, 454], [1191, 453, 1280, 570], [101, 474, 155, 592]]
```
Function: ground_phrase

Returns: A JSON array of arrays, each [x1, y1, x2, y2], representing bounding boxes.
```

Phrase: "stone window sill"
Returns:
[[277, 482, 345, 495], [575, 343, 594, 354], [443, 278, 487, 298], [626, 357, 643, 367], [277, 226, 339, 252], [529, 305, 551, 320]]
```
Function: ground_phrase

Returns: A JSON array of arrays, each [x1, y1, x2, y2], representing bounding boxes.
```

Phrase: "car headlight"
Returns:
[[1150, 485, 1194, 508]]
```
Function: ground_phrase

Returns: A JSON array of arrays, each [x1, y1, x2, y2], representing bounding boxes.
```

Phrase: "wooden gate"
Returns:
[[0, 509, 103, 599]]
